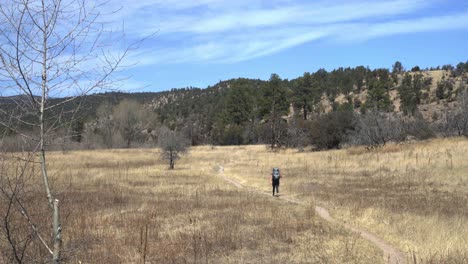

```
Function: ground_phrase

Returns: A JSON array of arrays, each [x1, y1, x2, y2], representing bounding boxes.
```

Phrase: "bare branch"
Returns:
[[1, 0, 137, 261]]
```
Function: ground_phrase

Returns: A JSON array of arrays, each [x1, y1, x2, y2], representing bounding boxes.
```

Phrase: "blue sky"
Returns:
[[110, 0, 468, 92]]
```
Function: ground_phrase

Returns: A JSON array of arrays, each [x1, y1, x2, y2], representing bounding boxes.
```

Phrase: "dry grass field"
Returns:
[[42, 147, 380, 263], [2, 138, 467, 263], [221, 138, 468, 263]]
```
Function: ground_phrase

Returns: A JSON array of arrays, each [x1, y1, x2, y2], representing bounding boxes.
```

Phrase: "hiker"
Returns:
[[271, 167, 282, 196]]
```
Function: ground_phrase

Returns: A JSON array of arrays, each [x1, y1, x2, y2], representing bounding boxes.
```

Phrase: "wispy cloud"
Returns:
[[151, 0, 429, 34], [104, 0, 468, 65], [360, 13, 468, 39]]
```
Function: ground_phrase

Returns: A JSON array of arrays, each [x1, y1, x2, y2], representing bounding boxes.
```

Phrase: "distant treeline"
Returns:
[[1, 61, 467, 151]]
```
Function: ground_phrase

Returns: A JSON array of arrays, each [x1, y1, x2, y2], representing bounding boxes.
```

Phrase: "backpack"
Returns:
[[272, 168, 280, 180]]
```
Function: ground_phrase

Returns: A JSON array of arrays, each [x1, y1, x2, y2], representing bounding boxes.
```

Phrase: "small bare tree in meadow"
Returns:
[[157, 126, 190, 170], [0, 0, 135, 262]]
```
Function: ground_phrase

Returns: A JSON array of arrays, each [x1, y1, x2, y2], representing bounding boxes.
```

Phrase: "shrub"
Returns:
[[350, 111, 405, 148], [308, 111, 356, 150]]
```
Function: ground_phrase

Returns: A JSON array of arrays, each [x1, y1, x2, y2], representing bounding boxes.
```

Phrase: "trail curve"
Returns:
[[218, 172, 406, 264]]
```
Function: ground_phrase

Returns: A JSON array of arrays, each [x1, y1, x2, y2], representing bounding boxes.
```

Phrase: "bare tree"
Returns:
[[95, 100, 117, 148], [0, 0, 134, 262], [157, 126, 190, 170], [442, 88, 468, 137], [286, 118, 310, 150], [350, 111, 405, 148], [454, 88, 468, 136], [113, 99, 151, 148]]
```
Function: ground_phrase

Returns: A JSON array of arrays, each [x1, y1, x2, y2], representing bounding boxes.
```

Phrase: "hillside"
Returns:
[[67, 69, 467, 122], [1, 63, 467, 149], [319, 70, 467, 121], [2, 69, 463, 121]]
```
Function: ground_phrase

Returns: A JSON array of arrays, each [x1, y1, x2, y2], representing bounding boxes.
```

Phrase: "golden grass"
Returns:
[[38, 147, 381, 263], [4, 138, 466, 263], [220, 138, 468, 263]]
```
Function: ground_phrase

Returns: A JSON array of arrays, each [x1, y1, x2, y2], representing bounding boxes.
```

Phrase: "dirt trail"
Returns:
[[218, 172, 406, 264]]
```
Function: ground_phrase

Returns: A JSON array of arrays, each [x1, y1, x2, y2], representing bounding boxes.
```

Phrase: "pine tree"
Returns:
[[364, 79, 393, 112], [224, 81, 254, 125], [262, 74, 289, 148], [399, 74, 422, 115], [392, 61, 404, 74], [293, 72, 321, 120]]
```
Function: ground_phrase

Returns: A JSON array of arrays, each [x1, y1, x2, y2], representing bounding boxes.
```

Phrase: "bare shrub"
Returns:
[[286, 118, 310, 150], [449, 89, 468, 136], [0, 155, 52, 263], [350, 111, 405, 148], [401, 112, 435, 140]]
